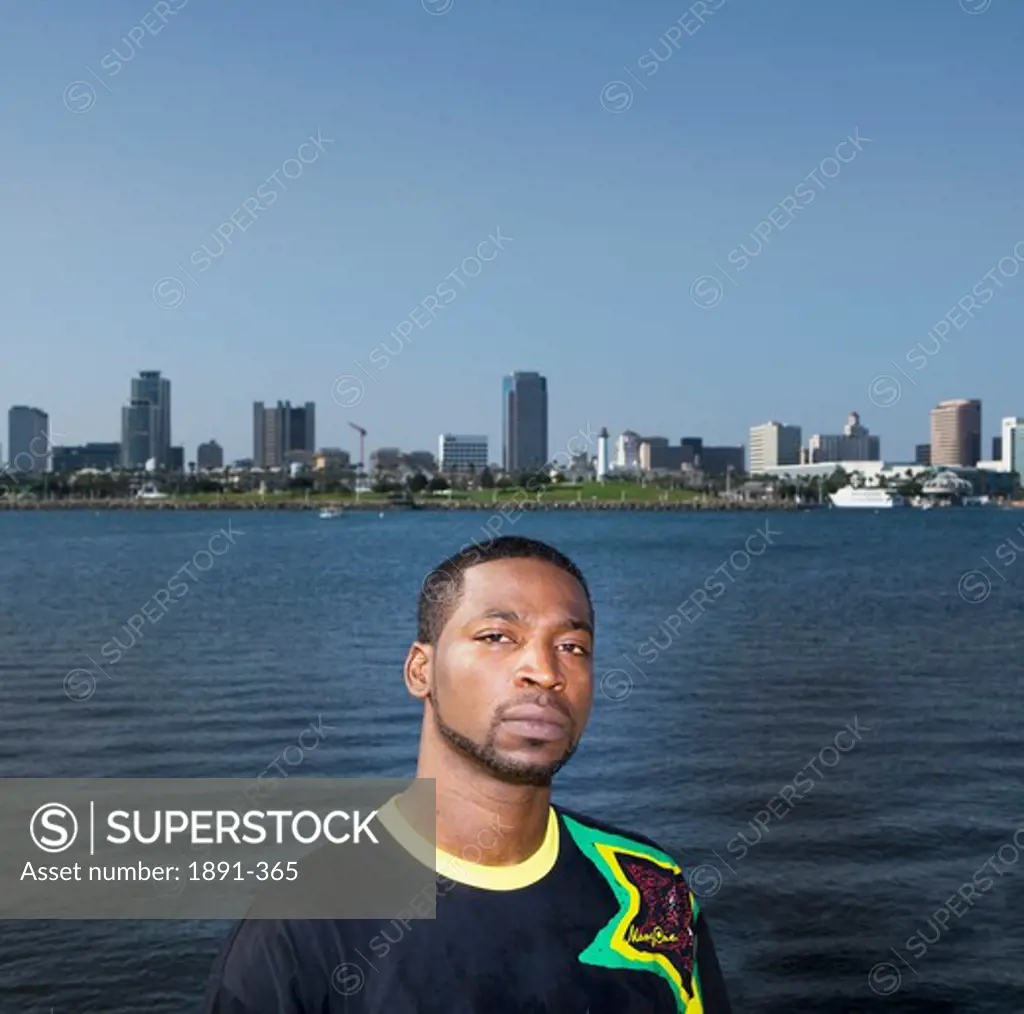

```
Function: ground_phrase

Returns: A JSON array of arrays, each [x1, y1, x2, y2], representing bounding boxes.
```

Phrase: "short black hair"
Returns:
[[417, 535, 593, 644]]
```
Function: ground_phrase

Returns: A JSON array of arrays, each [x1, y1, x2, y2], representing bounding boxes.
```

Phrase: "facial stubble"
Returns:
[[428, 687, 579, 788]]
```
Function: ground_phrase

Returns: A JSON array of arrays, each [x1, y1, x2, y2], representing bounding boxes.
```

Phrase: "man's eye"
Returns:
[[476, 632, 511, 643], [560, 643, 590, 657]]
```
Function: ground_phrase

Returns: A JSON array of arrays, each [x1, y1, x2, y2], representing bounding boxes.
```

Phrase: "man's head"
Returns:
[[405, 536, 595, 788]]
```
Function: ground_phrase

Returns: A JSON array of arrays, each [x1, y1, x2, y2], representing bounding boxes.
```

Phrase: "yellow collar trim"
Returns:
[[377, 796, 560, 891]]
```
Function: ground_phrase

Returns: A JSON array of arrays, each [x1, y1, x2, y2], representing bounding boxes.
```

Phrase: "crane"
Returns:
[[348, 422, 367, 469]]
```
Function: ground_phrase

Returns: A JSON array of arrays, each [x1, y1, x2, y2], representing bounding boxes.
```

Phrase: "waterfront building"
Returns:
[[314, 448, 351, 471], [806, 411, 881, 463], [614, 430, 642, 472], [253, 400, 315, 468], [438, 434, 488, 473], [121, 400, 154, 470], [749, 421, 802, 474], [929, 398, 981, 467], [197, 440, 224, 471], [700, 446, 745, 476], [7, 405, 50, 474], [122, 371, 171, 468], [502, 372, 548, 472], [52, 442, 121, 472]]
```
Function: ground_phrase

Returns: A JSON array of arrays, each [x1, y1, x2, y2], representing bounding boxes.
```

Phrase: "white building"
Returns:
[[596, 427, 609, 480], [749, 421, 802, 474], [614, 430, 642, 472], [438, 434, 488, 473], [806, 411, 881, 463]]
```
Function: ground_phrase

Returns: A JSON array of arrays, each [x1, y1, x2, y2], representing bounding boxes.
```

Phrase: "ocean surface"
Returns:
[[2, 507, 1023, 1013]]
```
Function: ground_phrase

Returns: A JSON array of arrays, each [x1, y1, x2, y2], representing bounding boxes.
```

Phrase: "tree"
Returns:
[[407, 471, 428, 493], [479, 466, 495, 489], [427, 475, 450, 492]]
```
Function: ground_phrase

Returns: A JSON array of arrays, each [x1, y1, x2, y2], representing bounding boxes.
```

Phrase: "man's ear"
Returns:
[[404, 642, 432, 700]]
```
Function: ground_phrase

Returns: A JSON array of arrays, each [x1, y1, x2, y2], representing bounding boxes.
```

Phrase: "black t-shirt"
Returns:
[[201, 798, 732, 1013]]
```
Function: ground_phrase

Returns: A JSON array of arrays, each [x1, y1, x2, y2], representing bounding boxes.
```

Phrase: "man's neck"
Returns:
[[397, 747, 553, 867]]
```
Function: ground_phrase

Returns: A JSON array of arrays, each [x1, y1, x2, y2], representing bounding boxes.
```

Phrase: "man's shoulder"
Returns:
[[553, 804, 687, 867]]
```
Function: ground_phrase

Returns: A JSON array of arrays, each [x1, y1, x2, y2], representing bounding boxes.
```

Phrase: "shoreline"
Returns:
[[0, 498, 808, 512]]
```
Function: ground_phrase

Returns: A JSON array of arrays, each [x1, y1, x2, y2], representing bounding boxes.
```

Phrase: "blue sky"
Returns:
[[3, 0, 1023, 464]]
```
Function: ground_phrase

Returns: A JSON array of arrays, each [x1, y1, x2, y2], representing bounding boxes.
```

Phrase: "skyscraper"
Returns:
[[253, 401, 316, 467], [501, 372, 548, 473], [7, 406, 50, 474], [121, 370, 171, 468], [121, 400, 154, 469], [930, 399, 981, 467]]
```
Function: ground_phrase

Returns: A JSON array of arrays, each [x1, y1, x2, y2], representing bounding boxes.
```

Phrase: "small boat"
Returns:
[[319, 507, 343, 519]]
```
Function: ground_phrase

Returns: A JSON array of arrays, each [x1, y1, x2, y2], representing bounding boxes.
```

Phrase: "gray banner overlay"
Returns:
[[1, 778, 437, 920]]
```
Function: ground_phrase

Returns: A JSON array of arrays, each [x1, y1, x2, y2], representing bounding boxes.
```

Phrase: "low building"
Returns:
[[52, 442, 122, 472], [314, 448, 352, 471], [438, 434, 488, 473]]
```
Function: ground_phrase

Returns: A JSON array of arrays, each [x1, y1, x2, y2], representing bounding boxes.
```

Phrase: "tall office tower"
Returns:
[[125, 370, 171, 467], [929, 399, 981, 467], [501, 372, 548, 473], [121, 399, 154, 469], [915, 444, 932, 466], [253, 401, 316, 468], [748, 421, 802, 473], [1000, 417, 1024, 472], [7, 405, 50, 474]]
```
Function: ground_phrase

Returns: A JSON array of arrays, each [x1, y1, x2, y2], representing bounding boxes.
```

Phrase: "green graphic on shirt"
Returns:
[[561, 815, 703, 1014]]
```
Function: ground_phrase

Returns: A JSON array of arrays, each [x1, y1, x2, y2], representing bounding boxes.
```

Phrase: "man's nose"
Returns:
[[514, 642, 564, 689]]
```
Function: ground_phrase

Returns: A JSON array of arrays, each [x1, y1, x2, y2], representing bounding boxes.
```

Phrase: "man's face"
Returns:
[[423, 557, 594, 786]]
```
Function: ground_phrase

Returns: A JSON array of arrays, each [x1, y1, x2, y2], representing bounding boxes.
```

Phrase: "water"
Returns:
[[2, 507, 1023, 1013]]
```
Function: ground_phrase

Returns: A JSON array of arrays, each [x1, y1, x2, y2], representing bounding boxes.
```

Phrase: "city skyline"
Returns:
[[4, 5, 1023, 469], [9, 370, 1024, 477]]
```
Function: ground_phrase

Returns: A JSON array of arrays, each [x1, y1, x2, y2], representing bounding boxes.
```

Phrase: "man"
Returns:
[[203, 535, 731, 1013]]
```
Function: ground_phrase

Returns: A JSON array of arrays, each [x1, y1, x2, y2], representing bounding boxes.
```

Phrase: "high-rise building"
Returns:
[[122, 370, 171, 468], [501, 372, 548, 473], [7, 406, 50, 474], [438, 434, 488, 473], [806, 411, 881, 463], [253, 401, 316, 468], [930, 399, 981, 467], [915, 443, 932, 465], [197, 440, 224, 471], [121, 399, 154, 469], [748, 421, 802, 474], [1000, 417, 1024, 473]]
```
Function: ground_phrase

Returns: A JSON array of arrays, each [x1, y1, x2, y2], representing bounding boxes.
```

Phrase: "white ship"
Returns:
[[829, 485, 907, 508]]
